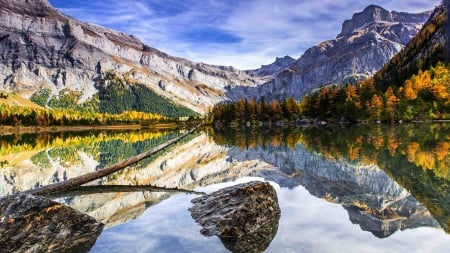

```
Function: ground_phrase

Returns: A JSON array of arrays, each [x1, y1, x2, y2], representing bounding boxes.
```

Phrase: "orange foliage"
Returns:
[[435, 141, 450, 161], [415, 151, 436, 170], [407, 142, 420, 163], [403, 79, 418, 100]]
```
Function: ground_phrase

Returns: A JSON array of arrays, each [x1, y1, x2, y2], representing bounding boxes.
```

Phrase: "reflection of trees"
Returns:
[[213, 124, 450, 233], [0, 130, 177, 167]]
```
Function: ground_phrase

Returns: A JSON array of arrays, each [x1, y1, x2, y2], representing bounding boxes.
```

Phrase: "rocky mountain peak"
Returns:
[[245, 55, 295, 78], [338, 5, 431, 38], [274, 55, 295, 64], [228, 5, 432, 102], [0, 0, 54, 17]]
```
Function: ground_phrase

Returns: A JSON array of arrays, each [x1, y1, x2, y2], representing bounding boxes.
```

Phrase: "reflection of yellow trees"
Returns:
[[348, 136, 363, 161], [0, 131, 167, 158], [387, 137, 400, 156], [369, 135, 384, 150], [407, 142, 420, 163], [435, 141, 450, 161], [214, 125, 450, 181], [415, 151, 436, 170], [405, 140, 450, 176]]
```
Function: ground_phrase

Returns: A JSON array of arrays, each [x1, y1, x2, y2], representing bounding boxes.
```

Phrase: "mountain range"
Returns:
[[0, 0, 439, 115]]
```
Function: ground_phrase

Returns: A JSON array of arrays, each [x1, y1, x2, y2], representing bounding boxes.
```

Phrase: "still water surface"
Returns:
[[0, 124, 449, 252]]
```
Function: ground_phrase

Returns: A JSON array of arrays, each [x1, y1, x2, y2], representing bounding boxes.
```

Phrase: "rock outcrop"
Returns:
[[228, 5, 431, 101], [189, 181, 280, 253], [0, 193, 104, 253], [0, 0, 262, 114], [246, 56, 296, 78]]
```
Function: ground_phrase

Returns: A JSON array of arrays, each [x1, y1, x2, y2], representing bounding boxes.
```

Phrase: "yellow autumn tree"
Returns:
[[403, 79, 418, 100], [385, 87, 399, 120], [369, 94, 383, 119], [345, 84, 360, 108]]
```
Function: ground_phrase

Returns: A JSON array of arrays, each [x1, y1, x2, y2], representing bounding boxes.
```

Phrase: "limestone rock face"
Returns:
[[246, 55, 296, 78], [0, 0, 261, 114], [0, 193, 104, 253], [228, 5, 431, 101], [190, 181, 280, 253]]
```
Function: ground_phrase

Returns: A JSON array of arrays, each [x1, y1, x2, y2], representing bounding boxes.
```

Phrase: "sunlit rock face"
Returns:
[[227, 144, 440, 237], [0, 0, 262, 114], [0, 193, 103, 253], [228, 5, 431, 101]]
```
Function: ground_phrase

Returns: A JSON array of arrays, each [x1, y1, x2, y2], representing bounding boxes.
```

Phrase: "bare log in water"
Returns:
[[22, 123, 203, 196]]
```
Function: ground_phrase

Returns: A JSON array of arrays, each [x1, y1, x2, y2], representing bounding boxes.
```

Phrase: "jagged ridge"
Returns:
[[228, 5, 431, 101]]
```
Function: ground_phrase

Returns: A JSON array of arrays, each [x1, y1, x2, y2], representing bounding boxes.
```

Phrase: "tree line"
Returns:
[[301, 62, 450, 122], [207, 97, 301, 126], [209, 62, 450, 124], [0, 103, 168, 127]]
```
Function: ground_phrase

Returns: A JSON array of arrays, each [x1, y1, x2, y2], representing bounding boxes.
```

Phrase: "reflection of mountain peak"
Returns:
[[344, 195, 439, 238], [225, 141, 441, 237]]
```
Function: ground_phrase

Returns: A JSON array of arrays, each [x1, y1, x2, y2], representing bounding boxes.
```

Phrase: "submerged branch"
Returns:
[[46, 184, 205, 198], [22, 123, 203, 196]]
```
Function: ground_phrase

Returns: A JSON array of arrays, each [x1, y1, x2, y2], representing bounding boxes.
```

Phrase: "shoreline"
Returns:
[[0, 123, 180, 135]]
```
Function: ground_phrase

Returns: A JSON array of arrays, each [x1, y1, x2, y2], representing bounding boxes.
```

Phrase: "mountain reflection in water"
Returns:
[[0, 124, 449, 252], [213, 124, 449, 236]]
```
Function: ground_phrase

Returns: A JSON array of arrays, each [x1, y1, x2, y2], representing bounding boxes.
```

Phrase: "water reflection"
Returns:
[[212, 124, 450, 236], [0, 124, 449, 252]]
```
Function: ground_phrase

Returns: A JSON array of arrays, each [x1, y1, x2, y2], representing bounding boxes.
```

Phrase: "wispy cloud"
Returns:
[[49, 0, 440, 69]]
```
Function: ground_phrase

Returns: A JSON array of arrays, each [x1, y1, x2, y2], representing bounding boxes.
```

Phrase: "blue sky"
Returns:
[[48, 0, 440, 69]]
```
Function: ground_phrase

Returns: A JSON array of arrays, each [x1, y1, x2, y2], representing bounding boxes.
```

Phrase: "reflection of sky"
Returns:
[[90, 177, 450, 253]]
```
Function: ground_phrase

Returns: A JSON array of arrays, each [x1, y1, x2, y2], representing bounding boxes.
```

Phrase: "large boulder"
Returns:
[[190, 181, 280, 253], [0, 193, 104, 253]]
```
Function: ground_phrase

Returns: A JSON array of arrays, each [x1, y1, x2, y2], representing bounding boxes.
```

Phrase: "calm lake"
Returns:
[[0, 124, 449, 252]]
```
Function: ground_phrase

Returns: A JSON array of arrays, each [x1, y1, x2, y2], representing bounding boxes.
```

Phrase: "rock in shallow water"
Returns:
[[0, 193, 104, 253], [189, 181, 281, 253]]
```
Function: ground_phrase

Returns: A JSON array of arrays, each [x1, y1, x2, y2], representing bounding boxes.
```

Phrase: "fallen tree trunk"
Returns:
[[23, 123, 203, 196]]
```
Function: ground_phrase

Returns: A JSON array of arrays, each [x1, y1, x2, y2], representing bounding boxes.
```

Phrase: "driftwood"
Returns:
[[46, 184, 205, 198], [23, 123, 203, 196]]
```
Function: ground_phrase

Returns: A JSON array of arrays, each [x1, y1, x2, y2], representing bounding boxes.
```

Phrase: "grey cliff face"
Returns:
[[228, 5, 431, 101], [0, 0, 262, 114], [245, 55, 296, 78]]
